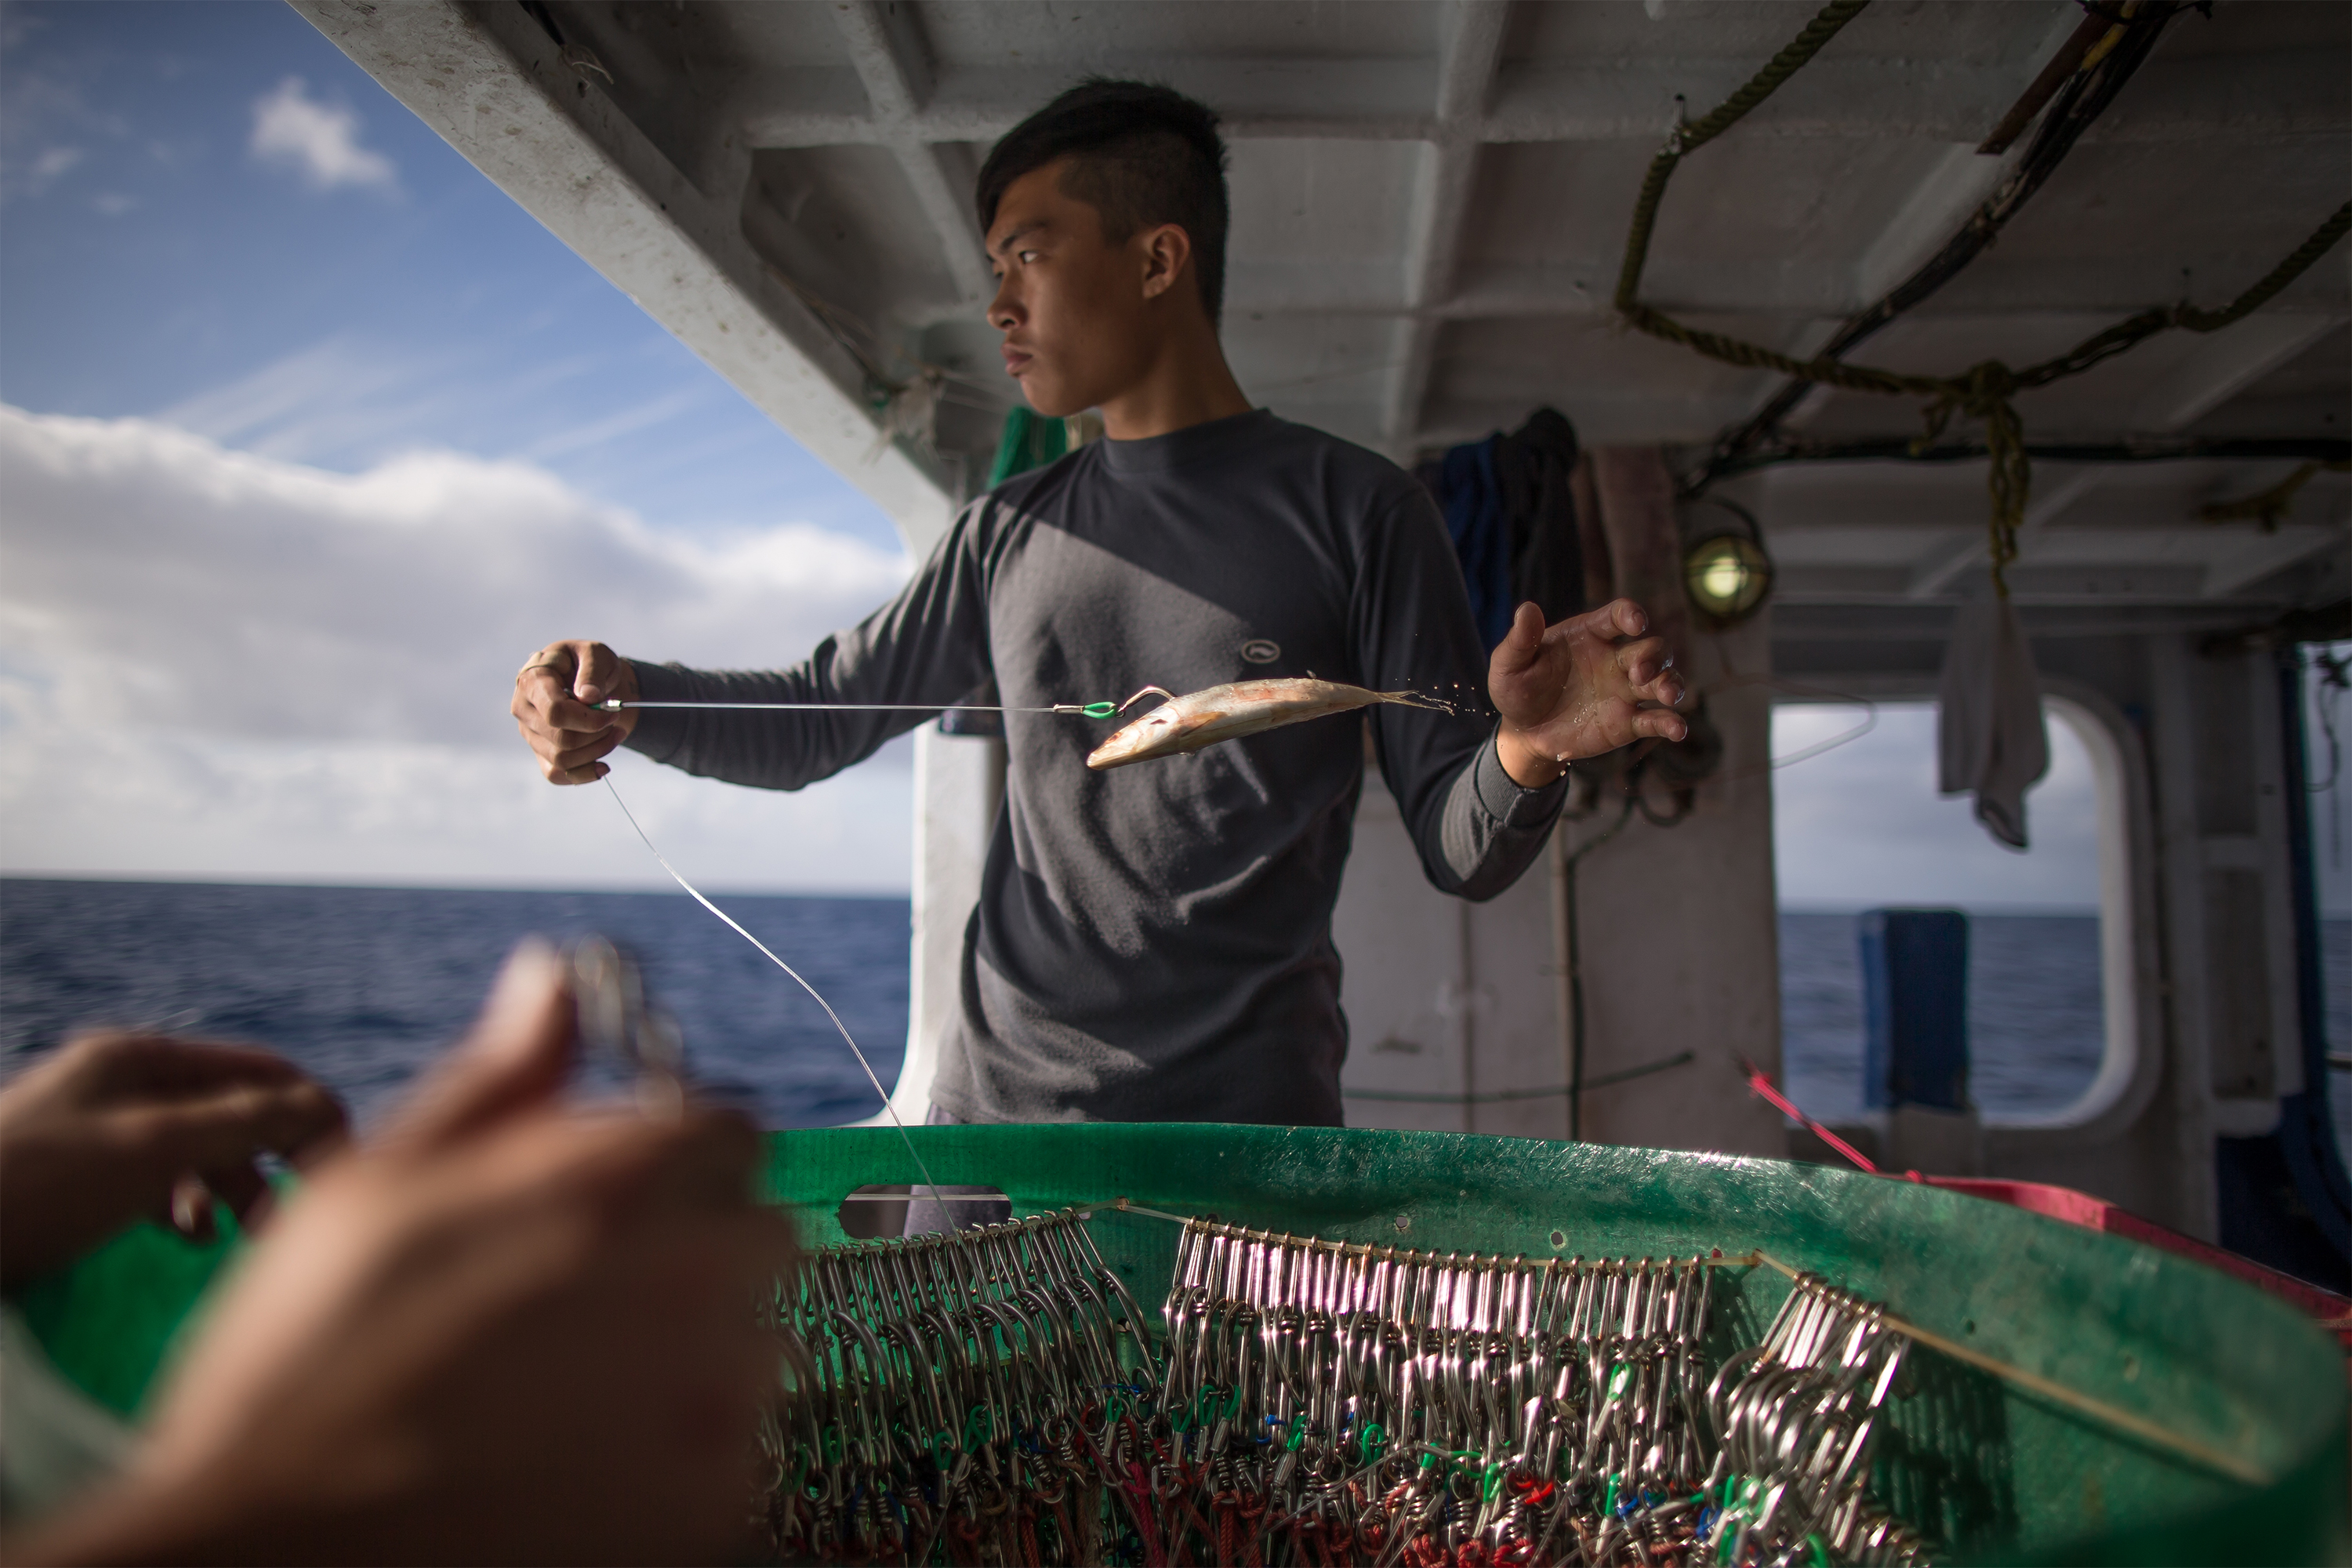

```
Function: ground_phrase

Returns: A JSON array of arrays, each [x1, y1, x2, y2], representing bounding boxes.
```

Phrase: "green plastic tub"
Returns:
[[19, 1125, 2348, 1564]]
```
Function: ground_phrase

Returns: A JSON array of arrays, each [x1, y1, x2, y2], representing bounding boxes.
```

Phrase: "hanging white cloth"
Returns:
[[1937, 595, 2049, 849]]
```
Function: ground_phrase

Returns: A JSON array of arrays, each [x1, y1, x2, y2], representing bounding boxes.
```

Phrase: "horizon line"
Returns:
[[7, 874, 2347, 923]]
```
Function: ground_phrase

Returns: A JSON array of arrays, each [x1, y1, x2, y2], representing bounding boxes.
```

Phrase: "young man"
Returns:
[[512, 80, 1686, 1131]]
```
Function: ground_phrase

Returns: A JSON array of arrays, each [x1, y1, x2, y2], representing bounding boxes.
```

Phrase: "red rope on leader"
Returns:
[[1737, 1055, 1922, 1179]]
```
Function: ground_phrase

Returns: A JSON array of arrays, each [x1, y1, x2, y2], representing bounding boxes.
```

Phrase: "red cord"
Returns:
[[1734, 1055, 1919, 1178]]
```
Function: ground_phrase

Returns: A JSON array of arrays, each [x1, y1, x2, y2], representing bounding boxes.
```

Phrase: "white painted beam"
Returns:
[[1909, 314, 2346, 597], [1733, 5, 2073, 444], [1381, 0, 1508, 456], [829, 2, 996, 307], [2129, 315, 2344, 431], [737, 52, 2344, 151], [2201, 523, 2347, 599], [292, 0, 956, 554], [1848, 143, 2019, 307], [1846, 0, 2088, 302]]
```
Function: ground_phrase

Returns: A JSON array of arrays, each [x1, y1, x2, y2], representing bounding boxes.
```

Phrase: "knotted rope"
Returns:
[[1612, 0, 2352, 595], [2198, 459, 2352, 532]]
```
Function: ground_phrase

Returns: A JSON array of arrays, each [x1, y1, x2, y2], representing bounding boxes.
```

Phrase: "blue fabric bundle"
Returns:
[[1429, 408, 1584, 653], [1440, 437, 1515, 653]]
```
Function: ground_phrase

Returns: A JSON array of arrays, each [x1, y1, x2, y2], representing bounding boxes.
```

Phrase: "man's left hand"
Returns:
[[0, 1034, 349, 1288], [1488, 599, 1688, 788]]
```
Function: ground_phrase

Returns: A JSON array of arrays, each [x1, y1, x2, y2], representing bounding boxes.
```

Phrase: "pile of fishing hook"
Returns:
[[1704, 1275, 1929, 1567], [759, 1211, 1934, 1567], [761, 1209, 1163, 1566]]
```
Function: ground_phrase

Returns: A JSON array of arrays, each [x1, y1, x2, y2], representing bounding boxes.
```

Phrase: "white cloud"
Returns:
[[160, 336, 477, 466], [0, 406, 917, 892], [29, 144, 80, 183], [249, 77, 396, 194], [1771, 702, 2102, 913], [0, 63, 129, 205]]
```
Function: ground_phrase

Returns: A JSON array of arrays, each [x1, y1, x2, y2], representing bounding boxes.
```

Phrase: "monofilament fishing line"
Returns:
[[601, 773, 951, 1211]]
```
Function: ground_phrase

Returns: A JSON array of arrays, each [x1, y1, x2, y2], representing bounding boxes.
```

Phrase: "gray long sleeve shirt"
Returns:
[[623, 410, 1565, 1126]]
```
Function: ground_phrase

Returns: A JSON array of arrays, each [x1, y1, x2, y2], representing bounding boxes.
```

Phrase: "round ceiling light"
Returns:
[[1682, 532, 1774, 625]]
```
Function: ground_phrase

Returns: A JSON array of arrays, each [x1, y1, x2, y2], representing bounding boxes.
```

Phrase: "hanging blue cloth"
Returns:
[[1439, 436, 1513, 652]]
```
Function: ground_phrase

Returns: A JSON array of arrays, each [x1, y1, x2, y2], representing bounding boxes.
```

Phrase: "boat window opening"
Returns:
[[2303, 643, 2352, 1158], [1772, 699, 2112, 1130]]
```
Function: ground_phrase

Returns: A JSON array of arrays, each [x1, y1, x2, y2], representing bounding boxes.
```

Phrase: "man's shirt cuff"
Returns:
[[1473, 727, 1570, 828], [618, 660, 692, 764]]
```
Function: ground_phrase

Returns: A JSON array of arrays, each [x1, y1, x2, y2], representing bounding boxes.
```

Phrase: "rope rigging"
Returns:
[[1697, 0, 2192, 486], [1609, 0, 2352, 595]]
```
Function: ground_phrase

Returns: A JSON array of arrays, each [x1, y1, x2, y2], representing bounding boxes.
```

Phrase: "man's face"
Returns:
[[985, 159, 1167, 419]]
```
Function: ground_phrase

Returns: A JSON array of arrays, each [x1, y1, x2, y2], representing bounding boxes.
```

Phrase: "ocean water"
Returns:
[[1780, 913, 2106, 1122], [0, 879, 908, 1131], [1782, 911, 2352, 1150], [5, 880, 2347, 1152]]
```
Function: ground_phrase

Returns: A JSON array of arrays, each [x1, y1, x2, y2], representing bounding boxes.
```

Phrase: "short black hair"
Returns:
[[976, 78, 1231, 326]]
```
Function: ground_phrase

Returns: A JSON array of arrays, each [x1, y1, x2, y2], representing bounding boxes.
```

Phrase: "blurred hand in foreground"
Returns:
[[512, 640, 641, 786], [1488, 597, 1689, 787], [21, 942, 797, 1566], [0, 1032, 347, 1290]]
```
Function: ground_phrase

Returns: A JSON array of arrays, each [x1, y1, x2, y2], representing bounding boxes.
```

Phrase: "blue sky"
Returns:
[[0, 0, 897, 550], [5, 0, 2307, 916], [1, 0, 920, 894]]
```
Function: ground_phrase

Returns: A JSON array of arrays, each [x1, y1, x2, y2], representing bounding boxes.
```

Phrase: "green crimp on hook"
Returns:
[[1081, 701, 1118, 718]]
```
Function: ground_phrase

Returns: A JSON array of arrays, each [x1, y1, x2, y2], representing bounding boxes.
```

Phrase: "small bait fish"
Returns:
[[1085, 678, 1455, 770]]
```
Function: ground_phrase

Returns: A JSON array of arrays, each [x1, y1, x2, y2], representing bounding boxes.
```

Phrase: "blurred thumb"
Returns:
[[383, 939, 575, 1152], [1494, 603, 1543, 671]]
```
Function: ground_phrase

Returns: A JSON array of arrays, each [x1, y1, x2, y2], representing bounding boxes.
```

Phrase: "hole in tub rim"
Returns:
[[833, 1183, 1011, 1240]]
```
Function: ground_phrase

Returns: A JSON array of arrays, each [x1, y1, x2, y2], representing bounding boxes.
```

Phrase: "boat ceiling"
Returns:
[[310, 0, 2350, 620]]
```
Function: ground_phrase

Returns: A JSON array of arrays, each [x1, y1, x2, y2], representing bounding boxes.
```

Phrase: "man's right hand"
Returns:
[[20, 943, 797, 1566], [511, 641, 640, 785]]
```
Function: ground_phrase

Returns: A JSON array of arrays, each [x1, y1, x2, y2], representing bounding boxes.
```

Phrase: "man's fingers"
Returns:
[[551, 730, 624, 772], [532, 725, 622, 784], [1632, 706, 1690, 743], [539, 692, 622, 738], [1571, 597, 1648, 641], [540, 756, 611, 786], [116, 1078, 349, 1184], [450, 1106, 770, 1250], [574, 643, 622, 709], [202, 1160, 272, 1231], [523, 720, 619, 785], [383, 941, 576, 1152], [64, 1033, 310, 1101], [169, 1173, 219, 1243], [513, 644, 634, 799], [637, 1109, 768, 1214], [1603, 597, 1650, 639], [515, 643, 622, 732], [521, 644, 579, 685], [1613, 634, 1675, 690]]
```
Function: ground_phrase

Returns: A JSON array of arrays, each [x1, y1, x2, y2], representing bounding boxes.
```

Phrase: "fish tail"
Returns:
[[1377, 690, 1460, 715]]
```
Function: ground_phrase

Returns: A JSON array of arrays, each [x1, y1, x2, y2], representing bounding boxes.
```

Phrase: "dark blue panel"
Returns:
[[1858, 908, 1970, 1111]]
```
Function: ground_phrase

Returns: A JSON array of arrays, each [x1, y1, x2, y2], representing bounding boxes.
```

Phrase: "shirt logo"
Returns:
[[1241, 639, 1281, 665]]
